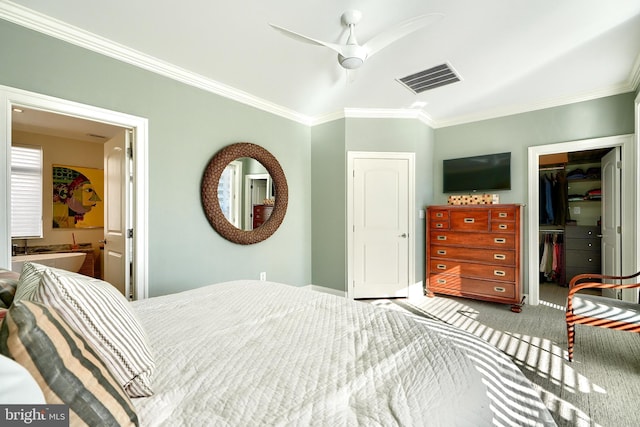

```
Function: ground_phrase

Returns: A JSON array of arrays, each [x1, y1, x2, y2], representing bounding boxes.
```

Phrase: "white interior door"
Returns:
[[352, 157, 409, 299], [244, 174, 269, 230], [601, 146, 621, 298], [103, 129, 130, 297]]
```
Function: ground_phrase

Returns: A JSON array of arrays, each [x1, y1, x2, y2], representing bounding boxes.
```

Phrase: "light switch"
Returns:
[[419, 209, 425, 219], [573, 206, 581, 215]]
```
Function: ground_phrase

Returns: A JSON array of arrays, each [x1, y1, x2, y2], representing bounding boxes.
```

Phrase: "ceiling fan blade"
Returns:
[[362, 13, 444, 57], [269, 23, 343, 54]]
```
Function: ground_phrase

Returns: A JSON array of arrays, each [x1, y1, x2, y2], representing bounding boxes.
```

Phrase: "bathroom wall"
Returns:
[[12, 130, 104, 273]]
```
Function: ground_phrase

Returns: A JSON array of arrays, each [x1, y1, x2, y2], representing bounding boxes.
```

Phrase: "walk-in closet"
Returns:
[[538, 148, 613, 288]]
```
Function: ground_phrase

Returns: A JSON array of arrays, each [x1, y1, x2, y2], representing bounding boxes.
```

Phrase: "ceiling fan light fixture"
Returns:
[[338, 55, 364, 69]]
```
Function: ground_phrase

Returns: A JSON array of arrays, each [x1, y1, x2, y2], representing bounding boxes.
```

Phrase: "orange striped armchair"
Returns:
[[566, 271, 640, 361]]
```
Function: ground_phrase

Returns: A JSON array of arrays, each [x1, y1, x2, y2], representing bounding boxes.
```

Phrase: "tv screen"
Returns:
[[443, 152, 511, 193]]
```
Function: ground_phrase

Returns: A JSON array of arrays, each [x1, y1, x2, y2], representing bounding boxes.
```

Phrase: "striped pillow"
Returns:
[[0, 300, 139, 426], [13, 262, 47, 303], [33, 268, 155, 397], [0, 277, 18, 309]]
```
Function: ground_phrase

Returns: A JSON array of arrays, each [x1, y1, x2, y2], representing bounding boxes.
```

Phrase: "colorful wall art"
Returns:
[[52, 165, 104, 228]]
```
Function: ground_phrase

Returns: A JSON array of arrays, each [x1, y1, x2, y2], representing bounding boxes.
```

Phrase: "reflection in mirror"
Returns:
[[218, 158, 275, 231], [218, 160, 242, 228]]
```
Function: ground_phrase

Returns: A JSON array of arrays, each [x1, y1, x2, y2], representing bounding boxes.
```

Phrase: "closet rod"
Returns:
[[539, 165, 565, 171], [539, 229, 564, 233]]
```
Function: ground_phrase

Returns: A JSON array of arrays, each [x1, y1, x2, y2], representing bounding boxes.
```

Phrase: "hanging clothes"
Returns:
[[539, 232, 564, 283], [552, 170, 569, 226], [539, 169, 569, 226]]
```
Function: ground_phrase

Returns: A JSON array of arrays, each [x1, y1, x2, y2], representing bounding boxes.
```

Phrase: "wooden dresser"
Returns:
[[426, 204, 523, 312], [252, 205, 273, 229]]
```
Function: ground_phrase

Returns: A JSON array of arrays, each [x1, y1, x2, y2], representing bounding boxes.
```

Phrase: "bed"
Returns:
[[130, 280, 554, 426], [1, 266, 555, 426]]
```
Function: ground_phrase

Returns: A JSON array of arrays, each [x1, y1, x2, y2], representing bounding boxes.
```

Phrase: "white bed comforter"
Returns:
[[131, 280, 555, 426]]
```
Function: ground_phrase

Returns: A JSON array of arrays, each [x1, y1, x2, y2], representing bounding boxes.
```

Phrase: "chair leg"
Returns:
[[567, 322, 575, 362]]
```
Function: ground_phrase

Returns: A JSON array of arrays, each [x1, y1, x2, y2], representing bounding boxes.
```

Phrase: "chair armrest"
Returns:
[[568, 271, 640, 298]]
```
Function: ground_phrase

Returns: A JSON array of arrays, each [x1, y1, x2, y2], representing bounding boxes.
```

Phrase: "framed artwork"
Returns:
[[52, 165, 104, 228]]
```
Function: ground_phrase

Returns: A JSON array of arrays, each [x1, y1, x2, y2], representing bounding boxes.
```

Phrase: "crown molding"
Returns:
[[309, 110, 346, 126], [628, 51, 640, 91], [0, 1, 313, 126], [1, 1, 637, 131], [309, 107, 436, 128], [433, 81, 637, 129]]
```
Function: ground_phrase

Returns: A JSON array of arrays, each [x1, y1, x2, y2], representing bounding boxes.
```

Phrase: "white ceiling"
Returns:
[[3, 0, 640, 128]]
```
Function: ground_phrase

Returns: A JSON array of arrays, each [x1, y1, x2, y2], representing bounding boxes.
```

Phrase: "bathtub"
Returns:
[[11, 252, 87, 274]]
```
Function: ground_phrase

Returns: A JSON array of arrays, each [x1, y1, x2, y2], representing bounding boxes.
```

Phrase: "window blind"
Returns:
[[11, 145, 43, 238]]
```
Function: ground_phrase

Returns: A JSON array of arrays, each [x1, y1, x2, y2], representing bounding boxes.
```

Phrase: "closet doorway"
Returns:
[[538, 148, 619, 297], [527, 134, 636, 306]]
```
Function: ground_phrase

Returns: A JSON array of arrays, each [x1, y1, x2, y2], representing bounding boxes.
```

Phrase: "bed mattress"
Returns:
[[131, 280, 555, 426]]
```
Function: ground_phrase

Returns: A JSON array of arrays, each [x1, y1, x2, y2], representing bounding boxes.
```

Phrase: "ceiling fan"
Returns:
[[269, 10, 443, 70]]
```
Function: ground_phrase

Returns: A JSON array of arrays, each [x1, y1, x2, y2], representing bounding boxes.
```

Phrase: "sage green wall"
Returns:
[[433, 92, 635, 294], [310, 118, 434, 293], [346, 118, 435, 286], [310, 120, 346, 291], [0, 20, 312, 297]]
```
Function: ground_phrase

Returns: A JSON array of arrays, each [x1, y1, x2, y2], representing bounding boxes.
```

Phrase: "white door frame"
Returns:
[[347, 151, 415, 300], [244, 173, 269, 230], [527, 134, 637, 305], [0, 85, 149, 300]]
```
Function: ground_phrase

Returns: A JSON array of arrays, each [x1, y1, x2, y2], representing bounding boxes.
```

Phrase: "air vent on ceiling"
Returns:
[[397, 63, 460, 94]]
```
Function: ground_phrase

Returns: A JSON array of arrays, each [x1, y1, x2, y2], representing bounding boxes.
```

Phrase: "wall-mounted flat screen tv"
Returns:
[[443, 152, 511, 193]]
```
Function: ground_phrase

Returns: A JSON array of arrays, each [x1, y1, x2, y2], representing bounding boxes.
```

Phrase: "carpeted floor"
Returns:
[[370, 283, 640, 427]]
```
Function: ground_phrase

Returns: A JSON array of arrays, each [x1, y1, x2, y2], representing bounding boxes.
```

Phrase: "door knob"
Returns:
[[400, 233, 407, 238]]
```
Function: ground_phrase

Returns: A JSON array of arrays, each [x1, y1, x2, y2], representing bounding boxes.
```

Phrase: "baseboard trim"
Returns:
[[304, 284, 346, 298]]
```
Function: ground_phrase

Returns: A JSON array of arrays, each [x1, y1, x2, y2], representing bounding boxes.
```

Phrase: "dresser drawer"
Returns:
[[565, 226, 600, 239], [491, 208, 517, 221], [430, 209, 449, 220], [491, 222, 516, 233], [430, 245, 515, 265], [565, 250, 600, 268], [565, 267, 601, 283], [450, 210, 489, 231], [430, 220, 450, 230], [429, 260, 515, 282], [428, 275, 516, 300], [565, 238, 600, 251], [430, 231, 516, 249]]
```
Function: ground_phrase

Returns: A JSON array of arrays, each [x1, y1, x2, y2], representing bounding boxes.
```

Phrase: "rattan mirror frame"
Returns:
[[201, 142, 288, 244]]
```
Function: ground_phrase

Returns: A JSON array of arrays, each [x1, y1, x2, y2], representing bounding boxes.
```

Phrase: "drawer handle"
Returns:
[[437, 235, 447, 241], [436, 223, 443, 228], [437, 250, 447, 255], [494, 254, 506, 260], [498, 212, 507, 218], [437, 278, 447, 284], [494, 286, 506, 293], [588, 258, 593, 262], [498, 224, 507, 230], [464, 218, 475, 223], [494, 270, 506, 277], [587, 230, 593, 235], [436, 264, 447, 270], [588, 243, 592, 247], [436, 212, 443, 218], [494, 238, 506, 244]]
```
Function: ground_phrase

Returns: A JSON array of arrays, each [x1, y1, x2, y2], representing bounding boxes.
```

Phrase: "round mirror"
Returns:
[[201, 143, 288, 244]]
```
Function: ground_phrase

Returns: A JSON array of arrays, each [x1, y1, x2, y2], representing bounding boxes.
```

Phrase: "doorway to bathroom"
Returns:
[[0, 85, 149, 299]]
